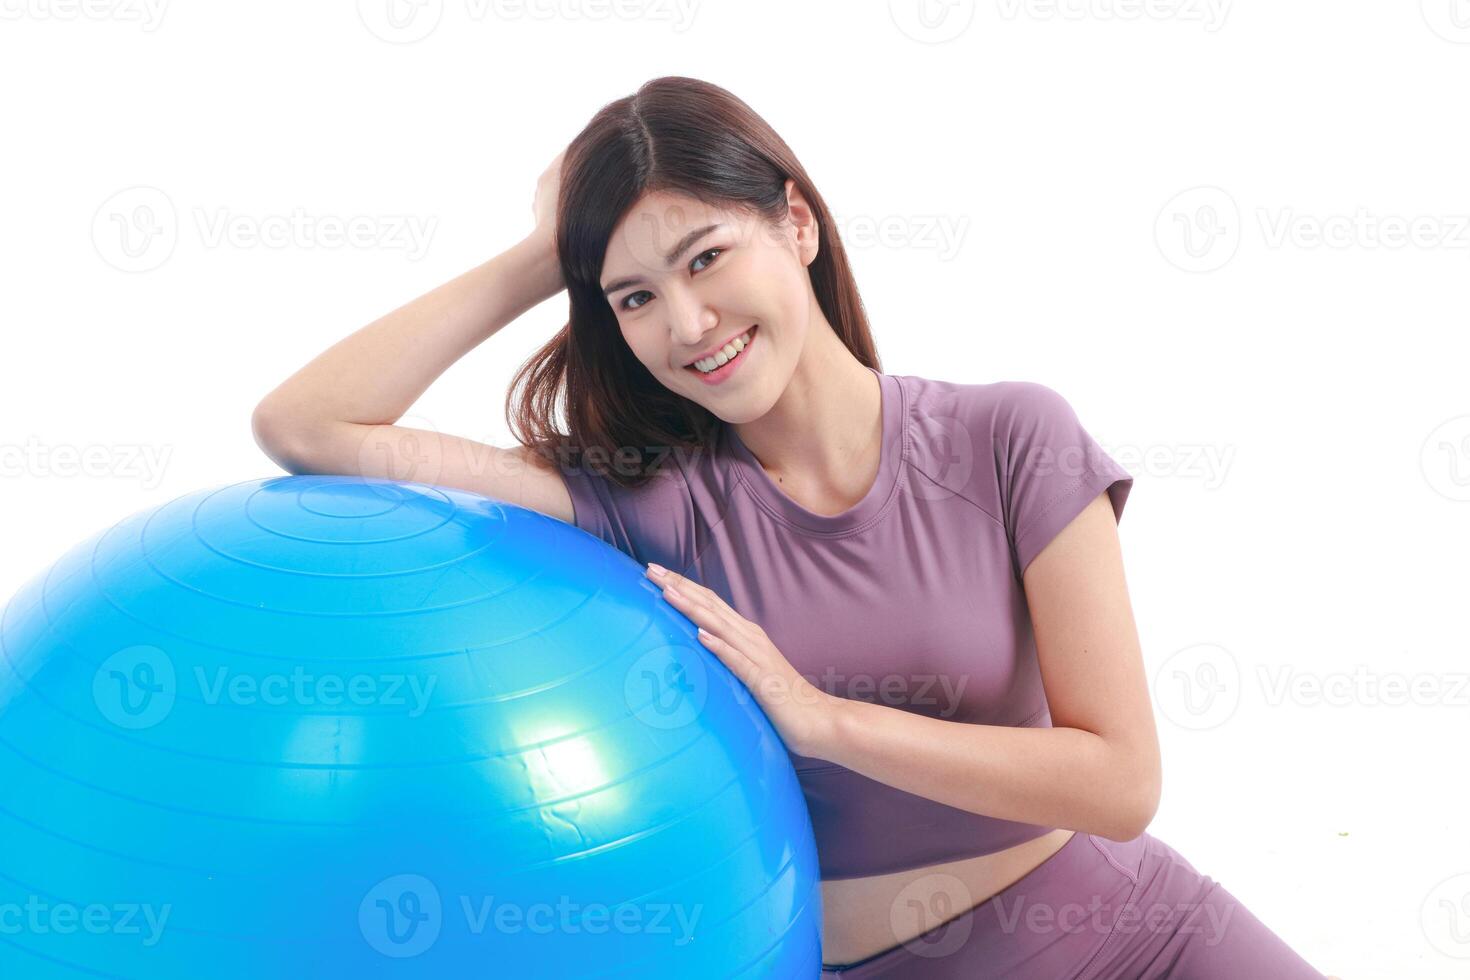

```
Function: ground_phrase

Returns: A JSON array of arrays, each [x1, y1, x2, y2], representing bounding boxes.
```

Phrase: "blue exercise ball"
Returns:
[[0, 475, 822, 978]]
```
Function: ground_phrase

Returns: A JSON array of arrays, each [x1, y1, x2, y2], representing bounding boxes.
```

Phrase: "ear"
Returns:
[[783, 178, 821, 266]]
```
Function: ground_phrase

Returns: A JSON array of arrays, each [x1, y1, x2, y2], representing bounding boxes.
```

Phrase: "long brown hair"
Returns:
[[509, 75, 879, 490]]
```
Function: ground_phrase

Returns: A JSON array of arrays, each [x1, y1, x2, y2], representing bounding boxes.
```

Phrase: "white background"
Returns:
[[3, 2, 1469, 977]]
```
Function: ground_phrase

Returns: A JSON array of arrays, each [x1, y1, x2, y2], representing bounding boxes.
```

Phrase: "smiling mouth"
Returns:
[[685, 324, 757, 374]]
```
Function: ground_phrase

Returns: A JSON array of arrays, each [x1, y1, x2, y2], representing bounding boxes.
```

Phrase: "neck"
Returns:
[[731, 324, 881, 511]]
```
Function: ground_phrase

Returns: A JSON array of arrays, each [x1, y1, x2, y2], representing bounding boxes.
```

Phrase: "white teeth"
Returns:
[[694, 328, 754, 373]]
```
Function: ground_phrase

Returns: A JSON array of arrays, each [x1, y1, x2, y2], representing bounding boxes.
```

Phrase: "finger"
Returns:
[[647, 566, 759, 642], [696, 628, 758, 684], [646, 566, 712, 605], [675, 580, 762, 642], [647, 566, 724, 607], [661, 583, 742, 637], [669, 584, 752, 640]]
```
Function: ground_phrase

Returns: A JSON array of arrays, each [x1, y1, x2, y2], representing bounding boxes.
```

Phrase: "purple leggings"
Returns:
[[819, 830, 1328, 979]]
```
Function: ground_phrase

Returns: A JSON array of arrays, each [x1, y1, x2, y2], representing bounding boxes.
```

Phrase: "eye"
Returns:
[[618, 247, 725, 311], [690, 246, 723, 272]]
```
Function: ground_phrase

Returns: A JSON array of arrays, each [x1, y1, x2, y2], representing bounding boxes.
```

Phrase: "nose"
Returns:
[[669, 305, 721, 362]]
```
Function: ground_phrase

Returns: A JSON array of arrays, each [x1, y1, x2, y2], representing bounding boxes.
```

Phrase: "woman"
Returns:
[[252, 76, 1342, 979]]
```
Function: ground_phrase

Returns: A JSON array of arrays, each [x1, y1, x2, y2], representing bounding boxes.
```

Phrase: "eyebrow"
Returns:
[[601, 223, 723, 297]]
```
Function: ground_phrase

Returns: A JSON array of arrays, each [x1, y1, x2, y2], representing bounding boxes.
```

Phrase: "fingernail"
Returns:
[[646, 563, 667, 577]]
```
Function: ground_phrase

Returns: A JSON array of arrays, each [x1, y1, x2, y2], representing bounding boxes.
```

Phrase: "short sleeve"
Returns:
[[556, 454, 696, 572], [995, 382, 1133, 580]]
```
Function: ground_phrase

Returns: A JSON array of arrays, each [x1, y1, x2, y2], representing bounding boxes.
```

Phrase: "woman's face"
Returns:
[[598, 184, 819, 423]]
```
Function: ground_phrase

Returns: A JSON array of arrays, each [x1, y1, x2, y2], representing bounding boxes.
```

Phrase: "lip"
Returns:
[[684, 324, 757, 386], [683, 325, 757, 368]]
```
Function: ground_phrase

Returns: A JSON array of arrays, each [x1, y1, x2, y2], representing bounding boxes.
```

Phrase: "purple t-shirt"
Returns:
[[557, 366, 1132, 880]]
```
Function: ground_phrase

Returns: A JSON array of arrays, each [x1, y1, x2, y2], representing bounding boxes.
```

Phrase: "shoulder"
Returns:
[[892, 372, 1010, 521], [894, 372, 1110, 515], [896, 372, 1082, 467], [896, 372, 1131, 578], [898, 373, 1072, 428], [983, 380, 1094, 452], [555, 445, 701, 572]]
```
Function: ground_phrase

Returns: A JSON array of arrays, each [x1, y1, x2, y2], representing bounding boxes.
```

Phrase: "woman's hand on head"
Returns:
[[511, 146, 567, 300], [530, 147, 566, 256]]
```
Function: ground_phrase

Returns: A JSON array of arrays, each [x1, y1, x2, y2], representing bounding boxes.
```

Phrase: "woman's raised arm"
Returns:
[[251, 152, 581, 521]]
